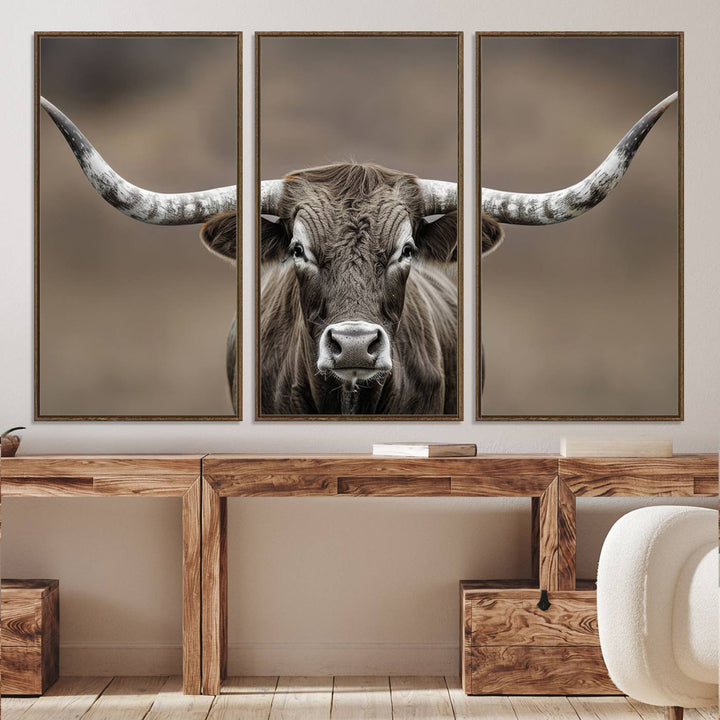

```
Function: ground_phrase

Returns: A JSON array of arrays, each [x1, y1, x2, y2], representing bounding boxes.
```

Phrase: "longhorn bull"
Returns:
[[40, 91, 677, 414]]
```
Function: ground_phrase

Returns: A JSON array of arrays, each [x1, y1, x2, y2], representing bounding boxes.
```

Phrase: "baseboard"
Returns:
[[60, 641, 459, 676], [227, 642, 459, 675], [61, 642, 183, 676]]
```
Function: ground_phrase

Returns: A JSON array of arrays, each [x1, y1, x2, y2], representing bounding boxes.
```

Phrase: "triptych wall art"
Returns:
[[35, 31, 682, 422]]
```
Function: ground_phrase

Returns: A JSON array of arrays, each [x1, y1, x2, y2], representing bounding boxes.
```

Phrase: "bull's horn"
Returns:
[[260, 180, 285, 215], [416, 179, 457, 215], [40, 96, 237, 225], [482, 91, 678, 225]]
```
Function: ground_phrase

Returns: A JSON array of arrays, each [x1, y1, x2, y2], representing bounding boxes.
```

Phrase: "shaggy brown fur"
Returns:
[[264, 162, 457, 415]]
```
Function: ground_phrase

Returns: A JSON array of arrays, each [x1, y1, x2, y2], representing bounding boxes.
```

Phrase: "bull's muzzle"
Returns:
[[317, 321, 392, 383]]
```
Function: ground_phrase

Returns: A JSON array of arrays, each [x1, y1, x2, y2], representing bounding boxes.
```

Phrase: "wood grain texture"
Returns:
[[337, 476, 450, 496], [461, 591, 472, 691], [41, 588, 60, 693], [204, 455, 558, 497], [1, 696, 39, 720], [469, 594, 599, 645], [144, 676, 214, 720], [569, 695, 648, 719], [510, 696, 585, 720], [214, 474, 337, 497], [0, 579, 59, 595], [470, 646, 618, 695], [1, 456, 205, 478], [14, 676, 112, 720], [183, 479, 202, 695], [331, 676, 392, 720], [269, 676, 333, 720], [81, 676, 168, 720], [1, 456, 203, 497], [538, 477, 576, 591], [0, 457, 203, 697], [446, 675, 517, 719], [1, 478, 96, 497], [1, 596, 41, 645], [693, 477, 718, 495], [531, 497, 540, 581], [390, 676, 455, 720], [1, 646, 43, 695], [0, 581, 59, 695], [559, 456, 717, 497], [94, 476, 196, 497], [461, 579, 596, 594], [692, 708, 720, 720], [626, 699, 704, 719], [209, 676, 277, 720], [201, 477, 227, 696]]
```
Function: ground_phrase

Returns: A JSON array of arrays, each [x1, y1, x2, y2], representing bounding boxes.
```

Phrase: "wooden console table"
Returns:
[[1, 453, 716, 696], [201, 453, 717, 695], [0, 455, 203, 695]]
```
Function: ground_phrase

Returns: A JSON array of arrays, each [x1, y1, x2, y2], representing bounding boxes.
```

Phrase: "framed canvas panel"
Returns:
[[36, 32, 242, 419], [256, 32, 463, 420], [477, 32, 682, 420]]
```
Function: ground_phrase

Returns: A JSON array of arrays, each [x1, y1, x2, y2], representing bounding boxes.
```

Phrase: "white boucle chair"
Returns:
[[596, 506, 718, 720]]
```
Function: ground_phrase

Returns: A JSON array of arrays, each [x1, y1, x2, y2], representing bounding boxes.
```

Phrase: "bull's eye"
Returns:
[[401, 242, 415, 260], [290, 242, 306, 260]]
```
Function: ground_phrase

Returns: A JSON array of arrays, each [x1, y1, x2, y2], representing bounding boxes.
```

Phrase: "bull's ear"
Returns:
[[481, 216, 504, 256], [416, 210, 458, 262], [200, 211, 237, 261], [261, 216, 290, 263]]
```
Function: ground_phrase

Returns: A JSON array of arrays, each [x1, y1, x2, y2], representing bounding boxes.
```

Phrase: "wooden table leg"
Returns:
[[202, 477, 227, 695], [531, 497, 540, 583], [538, 477, 576, 591], [182, 478, 202, 694]]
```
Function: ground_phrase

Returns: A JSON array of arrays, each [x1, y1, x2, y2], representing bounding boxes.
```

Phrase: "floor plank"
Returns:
[[445, 676, 517, 719], [626, 699, 719, 720], [331, 676, 392, 720], [626, 699, 666, 719], [6, 675, 711, 720], [511, 695, 581, 720], [390, 676, 454, 720], [208, 677, 277, 720], [269, 676, 333, 720], [1, 696, 39, 720], [144, 676, 215, 720], [569, 696, 642, 719], [10, 677, 112, 720], [685, 709, 719, 720], [82, 676, 168, 720]]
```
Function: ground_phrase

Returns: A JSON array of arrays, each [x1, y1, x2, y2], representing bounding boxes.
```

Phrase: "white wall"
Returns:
[[1, 0, 718, 676]]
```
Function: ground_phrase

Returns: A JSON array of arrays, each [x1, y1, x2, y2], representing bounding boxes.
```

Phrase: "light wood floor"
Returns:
[[2, 676, 717, 720]]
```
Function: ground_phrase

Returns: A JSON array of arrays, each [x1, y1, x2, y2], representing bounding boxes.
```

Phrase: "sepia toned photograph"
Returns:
[[36, 33, 241, 419], [478, 33, 682, 419], [257, 33, 462, 419]]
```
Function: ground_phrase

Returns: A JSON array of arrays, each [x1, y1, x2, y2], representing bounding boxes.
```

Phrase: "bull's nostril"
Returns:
[[367, 331, 381, 357], [327, 331, 342, 357]]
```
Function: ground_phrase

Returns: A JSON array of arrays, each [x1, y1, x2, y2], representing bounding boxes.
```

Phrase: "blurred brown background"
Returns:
[[259, 35, 459, 180], [39, 35, 238, 417], [480, 35, 679, 417]]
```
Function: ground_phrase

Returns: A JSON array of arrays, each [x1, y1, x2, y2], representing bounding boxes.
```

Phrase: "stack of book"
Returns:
[[372, 442, 477, 458]]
